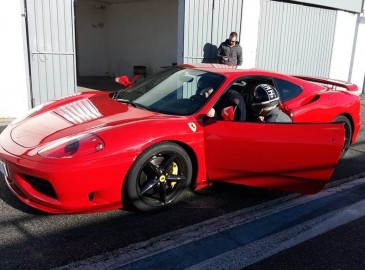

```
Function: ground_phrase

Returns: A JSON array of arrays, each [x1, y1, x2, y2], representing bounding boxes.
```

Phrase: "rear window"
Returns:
[[274, 79, 302, 102]]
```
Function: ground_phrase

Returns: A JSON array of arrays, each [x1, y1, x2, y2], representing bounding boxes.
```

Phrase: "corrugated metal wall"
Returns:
[[256, 0, 337, 77], [26, 0, 76, 106], [183, 0, 243, 64]]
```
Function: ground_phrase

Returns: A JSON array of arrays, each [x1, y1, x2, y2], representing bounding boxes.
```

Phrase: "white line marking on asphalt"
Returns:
[[55, 176, 365, 270], [186, 199, 365, 270]]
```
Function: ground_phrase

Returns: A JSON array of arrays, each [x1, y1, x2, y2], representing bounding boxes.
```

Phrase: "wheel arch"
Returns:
[[121, 139, 201, 209], [333, 113, 355, 143], [169, 140, 199, 189]]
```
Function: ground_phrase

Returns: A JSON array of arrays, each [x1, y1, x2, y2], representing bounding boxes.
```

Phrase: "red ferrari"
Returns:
[[0, 64, 361, 213]]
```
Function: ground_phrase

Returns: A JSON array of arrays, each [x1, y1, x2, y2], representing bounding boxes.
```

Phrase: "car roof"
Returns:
[[180, 63, 288, 78], [180, 63, 325, 94]]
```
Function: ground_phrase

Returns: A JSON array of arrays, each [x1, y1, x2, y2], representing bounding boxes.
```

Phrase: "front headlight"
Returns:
[[38, 133, 105, 158]]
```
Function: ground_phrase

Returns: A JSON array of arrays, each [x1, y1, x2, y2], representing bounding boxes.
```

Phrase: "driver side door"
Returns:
[[203, 120, 345, 194]]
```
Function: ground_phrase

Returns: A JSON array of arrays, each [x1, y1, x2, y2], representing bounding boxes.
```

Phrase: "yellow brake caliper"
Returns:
[[169, 162, 178, 188]]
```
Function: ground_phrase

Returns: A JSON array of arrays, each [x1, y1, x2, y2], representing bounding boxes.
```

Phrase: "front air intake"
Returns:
[[23, 175, 57, 199]]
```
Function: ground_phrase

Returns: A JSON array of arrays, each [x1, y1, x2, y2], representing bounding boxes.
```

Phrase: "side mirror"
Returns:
[[221, 106, 235, 121], [115, 74, 144, 90], [115, 75, 132, 89]]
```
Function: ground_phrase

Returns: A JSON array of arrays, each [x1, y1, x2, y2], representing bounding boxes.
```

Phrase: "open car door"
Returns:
[[203, 120, 345, 194]]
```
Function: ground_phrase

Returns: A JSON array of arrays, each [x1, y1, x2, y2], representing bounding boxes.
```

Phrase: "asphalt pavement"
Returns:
[[246, 217, 365, 270], [56, 177, 365, 270]]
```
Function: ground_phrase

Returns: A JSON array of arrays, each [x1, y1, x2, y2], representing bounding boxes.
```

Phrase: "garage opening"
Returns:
[[75, 0, 179, 92]]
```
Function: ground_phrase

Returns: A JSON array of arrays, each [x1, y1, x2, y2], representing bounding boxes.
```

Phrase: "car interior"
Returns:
[[214, 77, 277, 122]]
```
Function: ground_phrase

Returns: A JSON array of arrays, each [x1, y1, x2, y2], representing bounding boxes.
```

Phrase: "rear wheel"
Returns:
[[125, 142, 192, 211], [333, 115, 352, 158]]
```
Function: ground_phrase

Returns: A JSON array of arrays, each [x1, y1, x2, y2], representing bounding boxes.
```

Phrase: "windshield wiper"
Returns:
[[116, 99, 150, 110]]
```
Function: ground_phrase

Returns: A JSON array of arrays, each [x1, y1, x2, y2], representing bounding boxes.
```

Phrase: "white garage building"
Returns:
[[0, 0, 364, 119]]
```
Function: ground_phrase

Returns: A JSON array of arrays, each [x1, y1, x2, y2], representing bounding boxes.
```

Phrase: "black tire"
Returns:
[[125, 142, 192, 211], [333, 115, 352, 158]]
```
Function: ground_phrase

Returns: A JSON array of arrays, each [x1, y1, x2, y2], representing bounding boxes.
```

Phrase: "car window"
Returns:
[[211, 77, 276, 122], [274, 78, 302, 102], [114, 67, 225, 115]]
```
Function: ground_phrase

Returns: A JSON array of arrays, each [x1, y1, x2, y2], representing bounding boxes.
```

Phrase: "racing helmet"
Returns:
[[251, 84, 280, 110]]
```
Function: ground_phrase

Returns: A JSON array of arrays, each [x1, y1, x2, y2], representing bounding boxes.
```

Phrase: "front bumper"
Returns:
[[0, 144, 135, 214]]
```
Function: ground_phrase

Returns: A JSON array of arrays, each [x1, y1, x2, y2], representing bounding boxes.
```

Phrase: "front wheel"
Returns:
[[333, 115, 352, 158], [125, 142, 192, 211]]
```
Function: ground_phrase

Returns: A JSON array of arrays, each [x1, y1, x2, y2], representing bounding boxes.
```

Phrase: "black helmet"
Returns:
[[251, 84, 279, 110]]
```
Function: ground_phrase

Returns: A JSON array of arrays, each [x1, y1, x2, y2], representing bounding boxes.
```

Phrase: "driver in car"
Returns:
[[207, 89, 246, 121], [251, 84, 292, 123]]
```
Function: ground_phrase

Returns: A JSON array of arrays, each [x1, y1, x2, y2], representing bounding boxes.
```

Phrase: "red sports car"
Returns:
[[0, 64, 361, 213]]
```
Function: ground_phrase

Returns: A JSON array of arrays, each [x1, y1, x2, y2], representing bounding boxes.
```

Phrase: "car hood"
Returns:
[[9, 92, 167, 148]]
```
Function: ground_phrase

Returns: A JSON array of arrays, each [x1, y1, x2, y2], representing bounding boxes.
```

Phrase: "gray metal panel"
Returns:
[[257, 0, 336, 77], [290, 0, 363, 13], [183, 0, 243, 64], [26, 0, 76, 107]]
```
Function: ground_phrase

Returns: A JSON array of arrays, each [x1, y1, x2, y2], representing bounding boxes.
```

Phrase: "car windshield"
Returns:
[[113, 67, 225, 115]]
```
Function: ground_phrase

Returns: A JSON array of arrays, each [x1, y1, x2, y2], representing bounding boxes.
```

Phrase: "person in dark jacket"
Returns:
[[217, 32, 243, 66], [206, 89, 246, 121], [251, 84, 292, 123]]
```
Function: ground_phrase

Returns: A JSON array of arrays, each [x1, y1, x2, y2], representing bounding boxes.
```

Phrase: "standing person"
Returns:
[[217, 32, 243, 66]]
